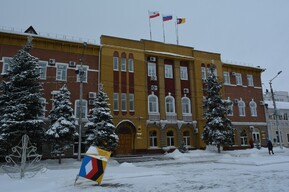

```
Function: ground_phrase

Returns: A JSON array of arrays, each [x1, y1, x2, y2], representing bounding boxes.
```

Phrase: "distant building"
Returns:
[[264, 91, 289, 147]]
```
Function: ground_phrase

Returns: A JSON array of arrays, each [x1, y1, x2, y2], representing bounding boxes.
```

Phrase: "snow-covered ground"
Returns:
[[1, 147, 289, 192]]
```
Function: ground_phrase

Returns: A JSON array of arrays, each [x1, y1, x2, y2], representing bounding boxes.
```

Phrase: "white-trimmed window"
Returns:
[[2, 57, 12, 74], [165, 64, 173, 78], [56, 63, 68, 81], [235, 73, 242, 85], [113, 56, 119, 71], [148, 62, 157, 77], [75, 99, 87, 118], [247, 74, 254, 86], [249, 100, 257, 117], [183, 131, 191, 146], [180, 66, 188, 80], [165, 95, 175, 113], [76, 65, 88, 82], [182, 97, 191, 114], [113, 93, 119, 111], [148, 94, 159, 113], [252, 127, 260, 143], [37, 61, 47, 80], [201, 66, 206, 80], [223, 72, 230, 85], [121, 93, 127, 111], [238, 99, 246, 116], [240, 130, 248, 146], [129, 93, 134, 111], [167, 131, 175, 146], [121, 57, 126, 71], [128, 58, 134, 72], [149, 131, 158, 148]]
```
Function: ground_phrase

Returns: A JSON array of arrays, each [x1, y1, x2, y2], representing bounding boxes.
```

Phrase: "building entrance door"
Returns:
[[115, 122, 135, 155]]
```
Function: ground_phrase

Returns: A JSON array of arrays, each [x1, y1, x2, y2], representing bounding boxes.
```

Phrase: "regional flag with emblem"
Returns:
[[77, 146, 111, 184]]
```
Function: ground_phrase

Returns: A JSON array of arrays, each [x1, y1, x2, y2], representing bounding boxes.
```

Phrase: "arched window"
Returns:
[[165, 95, 175, 113], [128, 53, 134, 72], [240, 130, 248, 146], [148, 94, 159, 113], [113, 51, 119, 71], [121, 52, 126, 71], [249, 100, 257, 117], [167, 130, 175, 146], [149, 130, 158, 148], [183, 131, 190, 146], [181, 97, 191, 114], [238, 99, 246, 116]]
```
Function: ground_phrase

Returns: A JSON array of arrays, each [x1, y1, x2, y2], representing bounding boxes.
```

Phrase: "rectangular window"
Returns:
[[75, 100, 87, 118], [113, 93, 119, 111], [129, 93, 134, 111], [235, 73, 242, 85], [148, 62, 157, 77], [121, 57, 126, 71], [37, 61, 47, 80], [223, 72, 230, 84], [201, 67, 206, 80], [121, 93, 127, 111], [165, 64, 173, 78], [2, 57, 12, 74], [113, 57, 119, 71], [76, 65, 88, 82], [73, 138, 86, 155], [180, 66, 188, 80], [56, 63, 68, 81], [128, 58, 134, 72], [287, 134, 289, 143], [247, 74, 254, 86]]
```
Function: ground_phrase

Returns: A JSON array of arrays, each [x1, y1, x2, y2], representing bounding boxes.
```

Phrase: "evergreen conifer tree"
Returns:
[[45, 85, 78, 162], [202, 64, 233, 153], [85, 84, 118, 152], [0, 37, 44, 154]]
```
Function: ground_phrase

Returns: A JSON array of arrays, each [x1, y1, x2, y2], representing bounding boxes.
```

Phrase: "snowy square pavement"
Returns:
[[1, 147, 289, 192]]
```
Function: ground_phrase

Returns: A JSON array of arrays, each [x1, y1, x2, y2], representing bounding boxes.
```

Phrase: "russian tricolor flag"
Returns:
[[162, 15, 173, 22]]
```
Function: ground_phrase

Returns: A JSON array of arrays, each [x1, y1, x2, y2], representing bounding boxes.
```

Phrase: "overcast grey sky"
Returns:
[[1, 0, 289, 93]]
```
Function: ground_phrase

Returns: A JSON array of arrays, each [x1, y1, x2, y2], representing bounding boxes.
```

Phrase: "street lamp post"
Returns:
[[269, 70, 283, 149], [77, 42, 87, 161]]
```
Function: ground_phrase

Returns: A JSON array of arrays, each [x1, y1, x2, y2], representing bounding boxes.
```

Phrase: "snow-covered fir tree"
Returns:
[[0, 37, 44, 154], [84, 84, 118, 152], [202, 64, 233, 153], [46, 85, 78, 160]]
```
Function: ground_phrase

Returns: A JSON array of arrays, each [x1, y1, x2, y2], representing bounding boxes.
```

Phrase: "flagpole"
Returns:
[[176, 17, 179, 45], [162, 19, 165, 43], [148, 11, 152, 40]]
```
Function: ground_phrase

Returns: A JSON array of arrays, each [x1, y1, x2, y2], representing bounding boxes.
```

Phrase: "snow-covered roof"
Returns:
[[0, 27, 99, 45], [265, 100, 289, 109], [145, 50, 194, 60]]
